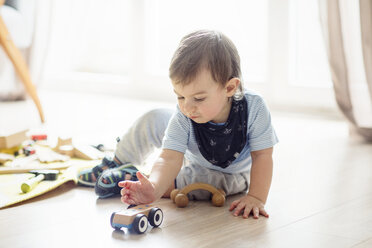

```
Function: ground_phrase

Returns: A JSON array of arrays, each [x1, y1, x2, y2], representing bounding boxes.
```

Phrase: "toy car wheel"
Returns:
[[175, 193, 189, 207], [212, 192, 225, 207], [170, 189, 180, 202], [148, 208, 163, 227], [132, 214, 148, 234]]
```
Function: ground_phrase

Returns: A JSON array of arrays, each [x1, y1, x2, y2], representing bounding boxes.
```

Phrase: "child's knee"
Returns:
[[141, 108, 173, 125]]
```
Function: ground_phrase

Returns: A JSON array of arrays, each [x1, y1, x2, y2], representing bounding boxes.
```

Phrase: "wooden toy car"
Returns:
[[110, 204, 163, 234], [170, 182, 226, 208]]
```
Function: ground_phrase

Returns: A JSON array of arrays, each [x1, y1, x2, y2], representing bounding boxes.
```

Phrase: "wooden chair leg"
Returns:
[[0, 15, 45, 123]]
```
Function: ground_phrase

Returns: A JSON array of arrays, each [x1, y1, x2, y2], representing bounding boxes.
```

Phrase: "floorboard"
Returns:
[[0, 89, 371, 248]]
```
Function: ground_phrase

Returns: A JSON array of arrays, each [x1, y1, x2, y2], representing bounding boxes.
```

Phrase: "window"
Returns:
[[143, 0, 268, 83], [42, 0, 337, 112]]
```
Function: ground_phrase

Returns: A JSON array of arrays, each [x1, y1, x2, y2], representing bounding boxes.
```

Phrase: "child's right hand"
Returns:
[[118, 171, 156, 205]]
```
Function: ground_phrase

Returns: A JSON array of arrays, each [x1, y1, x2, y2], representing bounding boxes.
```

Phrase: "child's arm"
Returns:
[[118, 149, 184, 205], [229, 147, 273, 218]]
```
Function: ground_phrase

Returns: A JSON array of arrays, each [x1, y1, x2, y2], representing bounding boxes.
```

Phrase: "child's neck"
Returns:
[[210, 98, 233, 124]]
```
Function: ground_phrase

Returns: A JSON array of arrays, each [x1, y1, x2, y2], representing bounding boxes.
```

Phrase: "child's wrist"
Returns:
[[247, 192, 265, 203]]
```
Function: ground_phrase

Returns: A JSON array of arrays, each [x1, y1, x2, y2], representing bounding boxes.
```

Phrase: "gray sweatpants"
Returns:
[[115, 109, 250, 200]]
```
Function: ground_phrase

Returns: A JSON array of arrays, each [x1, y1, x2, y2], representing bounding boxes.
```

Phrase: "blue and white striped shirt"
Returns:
[[162, 90, 279, 174]]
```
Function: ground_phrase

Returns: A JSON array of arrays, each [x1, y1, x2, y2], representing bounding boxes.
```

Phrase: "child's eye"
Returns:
[[177, 97, 184, 100], [194, 98, 205, 102]]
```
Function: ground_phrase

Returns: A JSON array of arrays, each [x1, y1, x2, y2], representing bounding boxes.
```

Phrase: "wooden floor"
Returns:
[[0, 89, 372, 248]]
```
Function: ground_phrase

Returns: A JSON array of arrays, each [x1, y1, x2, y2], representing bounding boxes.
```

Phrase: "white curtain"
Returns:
[[27, 0, 53, 85], [319, 0, 372, 141]]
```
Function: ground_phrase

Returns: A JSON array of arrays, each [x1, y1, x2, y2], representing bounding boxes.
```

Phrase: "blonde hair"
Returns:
[[169, 30, 244, 100]]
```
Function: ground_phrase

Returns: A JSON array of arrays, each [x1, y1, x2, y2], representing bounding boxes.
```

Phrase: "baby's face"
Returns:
[[172, 69, 232, 124]]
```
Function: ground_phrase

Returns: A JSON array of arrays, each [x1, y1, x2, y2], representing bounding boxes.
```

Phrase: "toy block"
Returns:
[[74, 145, 104, 160], [0, 129, 28, 149], [53, 137, 104, 160], [23, 146, 36, 156], [54, 136, 72, 151], [57, 145, 74, 157], [31, 134, 47, 141]]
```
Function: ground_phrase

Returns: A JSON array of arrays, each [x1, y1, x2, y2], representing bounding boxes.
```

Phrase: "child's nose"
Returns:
[[183, 100, 196, 114]]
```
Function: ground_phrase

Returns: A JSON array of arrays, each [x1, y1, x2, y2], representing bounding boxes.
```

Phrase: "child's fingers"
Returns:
[[252, 207, 260, 219], [122, 195, 136, 205], [120, 187, 130, 196], [229, 200, 240, 211], [121, 195, 129, 204], [136, 171, 151, 186], [233, 202, 246, 216], [118, 181, 128, 187], [121, 193, 137, 205], [243, 206, 252, 219], [118, 180, 137, 188], [259, 208, 269, 218]]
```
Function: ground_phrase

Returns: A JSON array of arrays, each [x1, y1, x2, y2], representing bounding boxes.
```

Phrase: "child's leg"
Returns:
[[114, 108, 174, 165], [94, 109, 174, 198], [78, 108, 174, 187]]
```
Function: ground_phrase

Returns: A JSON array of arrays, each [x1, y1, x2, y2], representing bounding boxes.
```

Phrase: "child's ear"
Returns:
[[226, 78, 240, 97]]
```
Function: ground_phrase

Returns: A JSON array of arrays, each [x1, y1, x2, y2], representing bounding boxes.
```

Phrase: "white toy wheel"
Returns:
[[149, 208, 163, 227], [132, 214, 148, 234]]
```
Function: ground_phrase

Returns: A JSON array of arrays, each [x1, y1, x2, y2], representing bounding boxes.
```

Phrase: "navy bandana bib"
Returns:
[[191, 97, 248, 168]]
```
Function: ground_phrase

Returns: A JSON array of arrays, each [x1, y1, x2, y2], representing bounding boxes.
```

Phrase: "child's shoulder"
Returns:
[[243, 88, 262, 98], [243, 89, 266, 106]]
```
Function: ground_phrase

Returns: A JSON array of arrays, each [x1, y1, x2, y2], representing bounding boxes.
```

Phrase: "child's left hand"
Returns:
[[229, 194, 269, 219]]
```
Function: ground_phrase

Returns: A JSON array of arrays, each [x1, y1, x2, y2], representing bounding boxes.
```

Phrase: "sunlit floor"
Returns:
[[0, 89, 372, 248]]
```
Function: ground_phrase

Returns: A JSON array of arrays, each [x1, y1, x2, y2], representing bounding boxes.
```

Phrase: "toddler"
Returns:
[[79, 30, 278, 219]]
